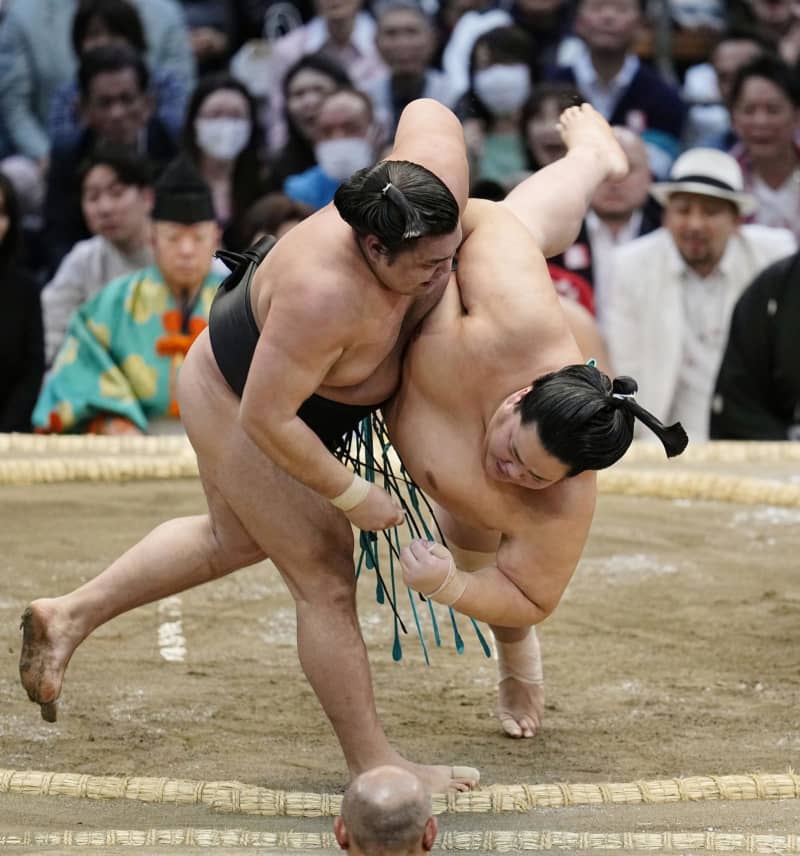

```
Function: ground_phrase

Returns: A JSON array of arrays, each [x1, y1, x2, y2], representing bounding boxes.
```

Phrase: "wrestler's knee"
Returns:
[[206, 516, 265, 576]]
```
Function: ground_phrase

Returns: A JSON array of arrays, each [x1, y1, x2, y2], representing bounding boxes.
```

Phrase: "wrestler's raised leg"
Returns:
[[491, 625, 544, 739], [503, 103, 629, 257]]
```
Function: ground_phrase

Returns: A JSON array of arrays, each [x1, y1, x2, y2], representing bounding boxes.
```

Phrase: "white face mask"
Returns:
[[314, 137, 374, 181], [473, 64, 532, 116], [194, 117, 252, 161]]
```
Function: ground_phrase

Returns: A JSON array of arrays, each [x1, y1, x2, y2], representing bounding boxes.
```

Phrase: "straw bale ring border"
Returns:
[[2, 827, 800, 851]]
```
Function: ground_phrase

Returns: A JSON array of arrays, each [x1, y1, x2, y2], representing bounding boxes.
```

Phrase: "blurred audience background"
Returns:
[[1, 0, 798, 440]]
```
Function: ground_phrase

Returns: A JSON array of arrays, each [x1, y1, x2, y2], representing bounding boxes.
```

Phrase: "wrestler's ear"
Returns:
[[423, 816, 438, 850], [333, 817, 350, 849], [363, 233, 389, 261], [509, 385, 533, 405]]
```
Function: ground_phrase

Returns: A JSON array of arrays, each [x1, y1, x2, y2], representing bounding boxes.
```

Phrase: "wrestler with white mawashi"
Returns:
[[399, 540, 544, 739]]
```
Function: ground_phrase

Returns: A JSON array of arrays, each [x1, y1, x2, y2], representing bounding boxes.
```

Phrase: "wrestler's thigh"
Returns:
[[179, 333, 356, 595]]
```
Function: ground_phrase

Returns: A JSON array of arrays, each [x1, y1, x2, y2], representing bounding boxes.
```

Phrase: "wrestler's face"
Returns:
[[484, 392, 570, 490], [364, 226, 462, 295]]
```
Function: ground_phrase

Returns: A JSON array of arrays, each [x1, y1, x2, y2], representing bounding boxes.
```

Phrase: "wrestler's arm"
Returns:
[[238, 282, 386, 509], [401, 474, 596, 626], [388, 99, 469, 214]]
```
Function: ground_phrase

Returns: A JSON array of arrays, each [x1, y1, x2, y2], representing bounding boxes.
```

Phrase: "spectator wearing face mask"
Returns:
[[283, 87, 377, 210], [262, 55, 352, 197], [182, 73, 269, 250], [263, 0, 387, 154], [455, 25, 537, 190]]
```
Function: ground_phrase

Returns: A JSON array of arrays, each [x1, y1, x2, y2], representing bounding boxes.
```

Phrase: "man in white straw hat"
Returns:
[[605, 146, 796, 441]]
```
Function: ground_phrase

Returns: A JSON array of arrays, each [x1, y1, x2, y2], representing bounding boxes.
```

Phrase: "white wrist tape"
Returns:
[[329, 474, 371, 511], [425, 558, 467, 606], [496, 629, 544, 685], [448, 543, 496, 573]]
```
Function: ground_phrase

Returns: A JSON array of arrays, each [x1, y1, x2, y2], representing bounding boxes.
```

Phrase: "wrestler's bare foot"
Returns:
[[379, 756, 480, 794], [19, 599, 83, 722], [558, 104, 629, 183], [495, 677, 545, 739]]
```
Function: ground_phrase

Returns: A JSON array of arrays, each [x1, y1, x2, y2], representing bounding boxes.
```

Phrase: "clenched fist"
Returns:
[[399, 540, 466, 606], [343, 483, 404, 531]]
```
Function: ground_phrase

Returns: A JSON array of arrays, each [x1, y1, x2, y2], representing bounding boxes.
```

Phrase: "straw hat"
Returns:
[[649, 148, 759, 216]]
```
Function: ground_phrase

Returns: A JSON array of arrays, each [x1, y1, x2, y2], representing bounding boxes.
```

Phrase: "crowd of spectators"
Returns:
[[1, 0, 799, 440]]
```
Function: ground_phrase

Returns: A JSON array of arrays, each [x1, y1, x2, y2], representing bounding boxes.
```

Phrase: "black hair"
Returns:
[[517, 364, 688, 476], [71, 0, 147, 57], [730, 52, 800, 108], [77, 141, 153, 191], [0, 171, 23, 273], [334, 159, 459, 253], [78, 43, 149, 98], [239, 192, 314, 247], [713, 25, 772, 53], [282, 52, 353, 101], [183, 72, 267, 226]]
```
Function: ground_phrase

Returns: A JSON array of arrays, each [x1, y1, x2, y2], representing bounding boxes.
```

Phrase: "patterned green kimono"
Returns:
[[33, 266, 224, 433]]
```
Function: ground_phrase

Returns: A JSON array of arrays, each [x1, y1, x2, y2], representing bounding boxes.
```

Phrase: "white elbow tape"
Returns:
[[496, 629, 544, 685], [329, 474, 371, 511], [425, 559, 467, 607], [448, 543, 496, 573]]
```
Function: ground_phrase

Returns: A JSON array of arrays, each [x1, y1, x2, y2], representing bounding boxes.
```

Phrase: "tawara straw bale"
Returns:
[[1, 827, 800, 851], [2, 769, 799, 816]]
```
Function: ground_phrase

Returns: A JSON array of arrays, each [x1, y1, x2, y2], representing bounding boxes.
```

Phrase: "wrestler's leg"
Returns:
[[490, 624, 545, 740], [502, 103, 629, 258], [446, 537, 545, 740], [19, 470, 267, 722], [197, 423, 478, 793]]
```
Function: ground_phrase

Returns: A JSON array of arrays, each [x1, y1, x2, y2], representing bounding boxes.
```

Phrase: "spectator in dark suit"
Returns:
[[0, 172, 44, 432], [44, 44, 178, 274], [547, 0, 687, 178], [711, 250, 800, 439], [49, 0, 190, 143]]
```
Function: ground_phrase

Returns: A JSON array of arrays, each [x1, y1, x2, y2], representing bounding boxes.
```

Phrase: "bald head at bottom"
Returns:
[[334, 766, 437, 855]]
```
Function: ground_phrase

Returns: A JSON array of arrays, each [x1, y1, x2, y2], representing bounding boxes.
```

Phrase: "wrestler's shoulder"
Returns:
[[510, 469, 596, 525]]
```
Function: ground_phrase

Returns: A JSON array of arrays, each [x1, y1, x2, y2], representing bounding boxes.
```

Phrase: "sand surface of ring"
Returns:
[[0, 452, 798, 852]]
